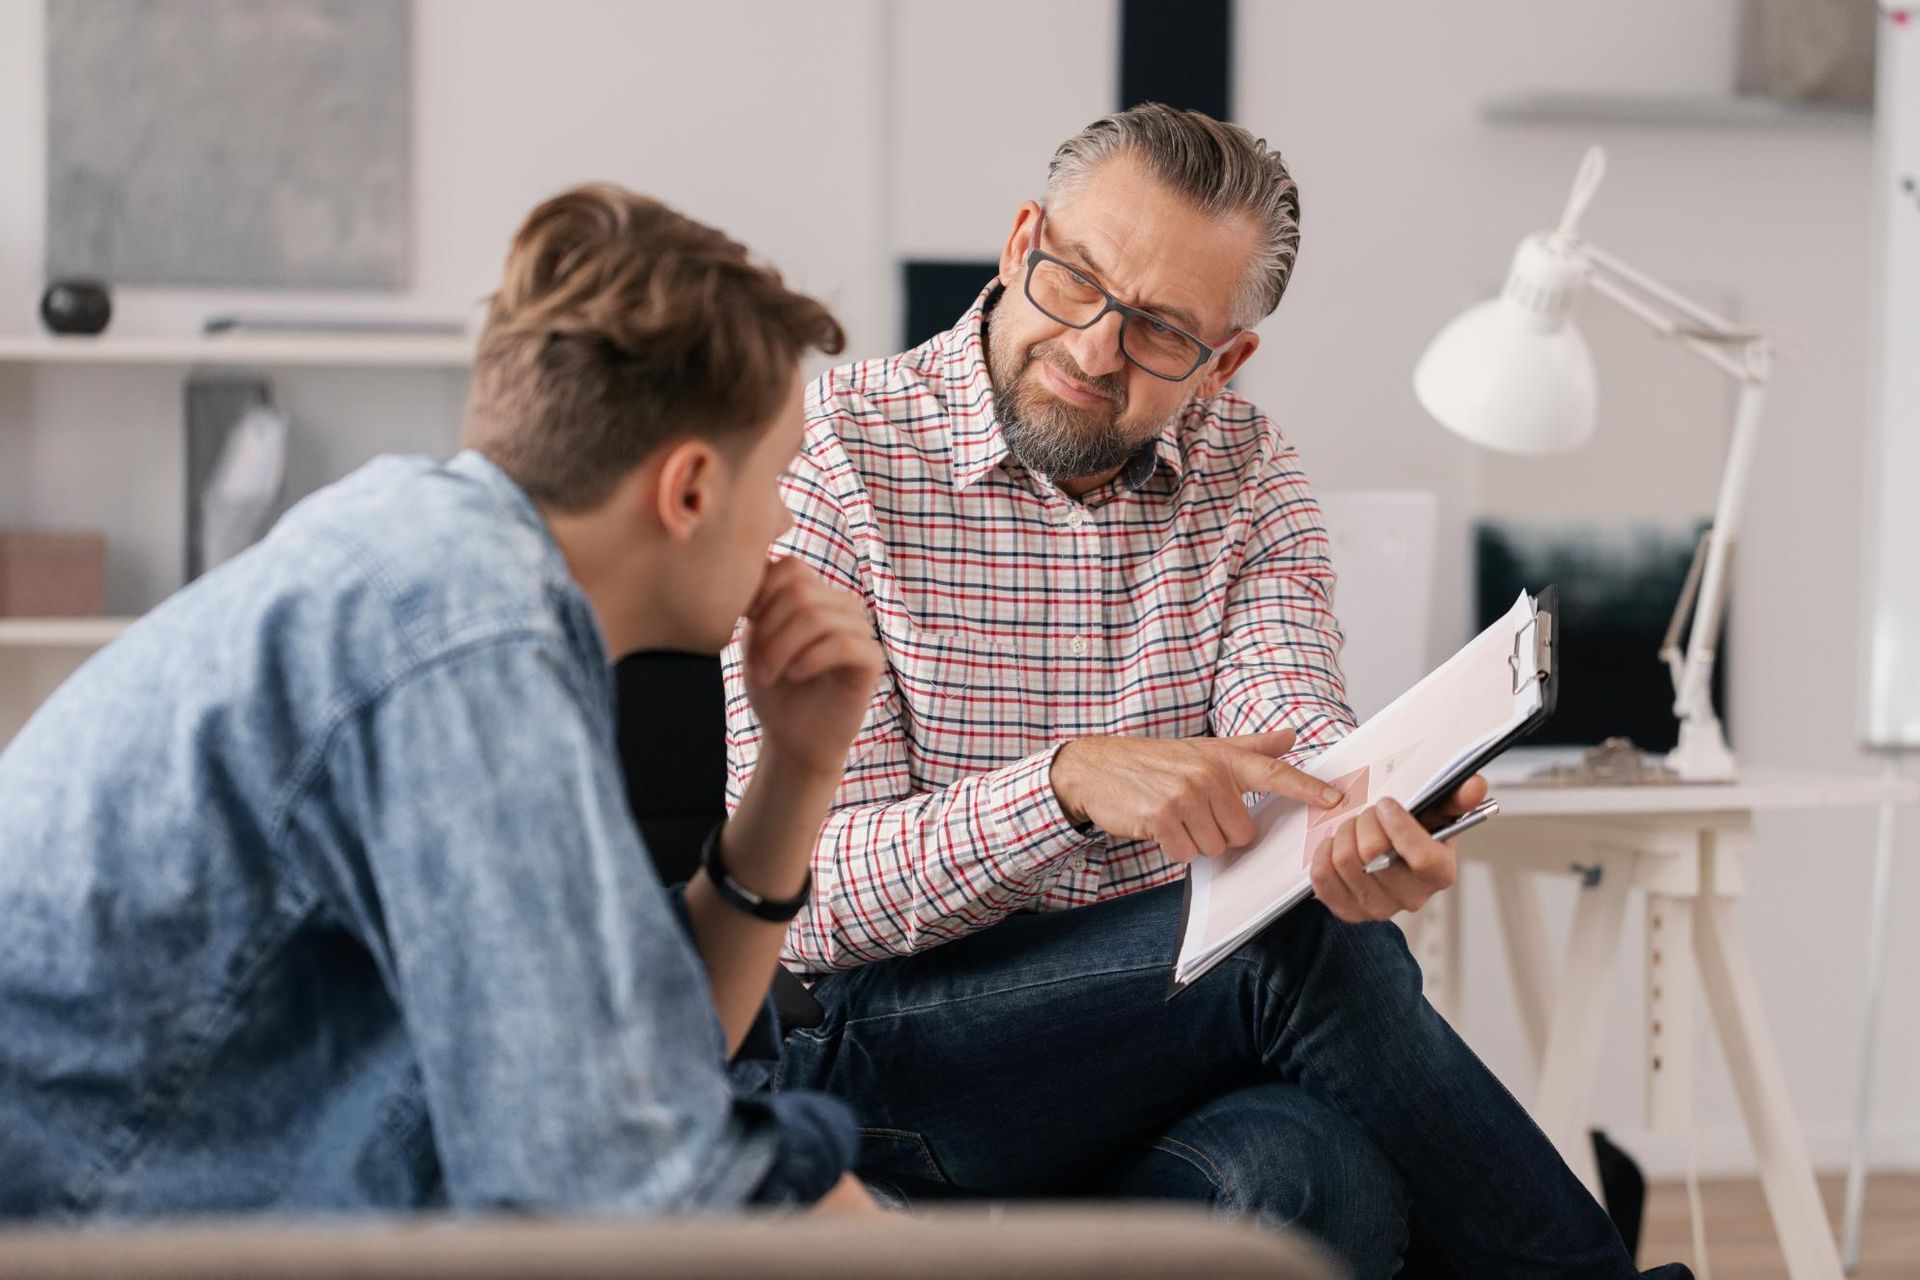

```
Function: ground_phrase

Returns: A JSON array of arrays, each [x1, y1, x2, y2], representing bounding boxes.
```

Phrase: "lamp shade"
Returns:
[[1413, 234, 1599, 456]]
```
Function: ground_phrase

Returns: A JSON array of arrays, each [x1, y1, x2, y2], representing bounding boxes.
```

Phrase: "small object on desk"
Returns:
[[1514, 737, 1686, 787], [1364, 798, 1501, 874], [39, 280, 112, 335]]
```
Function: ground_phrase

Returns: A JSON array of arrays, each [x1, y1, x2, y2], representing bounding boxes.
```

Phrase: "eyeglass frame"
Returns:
[[1021, 208, 1243, 383]]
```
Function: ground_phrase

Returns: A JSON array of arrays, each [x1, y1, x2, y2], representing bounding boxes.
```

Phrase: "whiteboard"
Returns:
[[1863, 7, 1920, 749]]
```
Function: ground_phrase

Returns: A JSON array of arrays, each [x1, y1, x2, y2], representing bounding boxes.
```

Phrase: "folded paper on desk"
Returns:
[[1173, 587, 1559, 992]]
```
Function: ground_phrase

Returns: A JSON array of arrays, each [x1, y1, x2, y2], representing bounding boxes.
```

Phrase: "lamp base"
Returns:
[[1520, 737, 1683, 787], [1666, 713, 1738, 783]]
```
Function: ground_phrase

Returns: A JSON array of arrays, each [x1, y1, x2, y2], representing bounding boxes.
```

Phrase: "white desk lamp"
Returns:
[[1414, 146, 1774, 783]]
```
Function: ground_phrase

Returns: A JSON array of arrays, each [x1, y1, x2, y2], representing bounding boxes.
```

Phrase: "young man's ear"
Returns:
[[650, 437, 721, 543]]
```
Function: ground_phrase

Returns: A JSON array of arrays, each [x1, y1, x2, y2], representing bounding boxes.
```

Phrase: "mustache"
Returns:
[[1025, 342, 1126, 410]]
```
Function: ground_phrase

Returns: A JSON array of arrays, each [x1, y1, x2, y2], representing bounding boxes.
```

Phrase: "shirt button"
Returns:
[[1066, 507, 1087, 529], [1070, 856, 1088, 871], [1068, 635, 1088, 657]]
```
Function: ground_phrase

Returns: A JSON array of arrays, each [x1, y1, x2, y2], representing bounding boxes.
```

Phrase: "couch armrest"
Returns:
[[0, 1205, 1339, 1279]]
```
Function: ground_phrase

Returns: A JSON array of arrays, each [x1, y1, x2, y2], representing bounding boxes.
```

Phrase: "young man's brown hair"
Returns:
[[464, 183, 845, 511]]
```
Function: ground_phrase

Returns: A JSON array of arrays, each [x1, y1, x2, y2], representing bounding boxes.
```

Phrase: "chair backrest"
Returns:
[[616, 650, 826, 1028], [1315, 490, 1439, 722], [615, 651, 727, 886]]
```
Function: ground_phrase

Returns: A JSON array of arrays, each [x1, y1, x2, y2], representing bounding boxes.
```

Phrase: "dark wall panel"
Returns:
[[1121, 0, 1232, 118]]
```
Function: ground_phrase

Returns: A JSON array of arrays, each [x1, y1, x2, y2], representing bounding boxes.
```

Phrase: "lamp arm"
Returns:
[[1585, 273, 1756, 381], [1660, 529, 1713, 695], [1564, 237, 1776, 776], [1673, 375, 1770, 730], [1579, 241, 1751, 336]]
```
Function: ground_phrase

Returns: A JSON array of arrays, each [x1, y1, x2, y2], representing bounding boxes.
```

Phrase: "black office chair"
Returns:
[[614, 651, 824, 1029]]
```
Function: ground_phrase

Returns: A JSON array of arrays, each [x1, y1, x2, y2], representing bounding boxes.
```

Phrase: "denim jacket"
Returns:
[[0, 451, 853, 1221]]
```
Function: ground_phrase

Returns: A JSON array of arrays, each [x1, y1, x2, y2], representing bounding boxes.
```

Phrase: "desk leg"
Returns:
[[1420, 885, 1462, 1027], [1490, 864, 1554, 1066], [1842, 788, 1900, 1273], [1645, 893, 1692, 1132], [1534, 867, 1630, 1196], [1693, 888, 1843, 1280]]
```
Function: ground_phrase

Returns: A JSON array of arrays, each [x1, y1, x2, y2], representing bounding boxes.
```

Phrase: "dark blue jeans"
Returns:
[[778, 883, 1673, 1279]]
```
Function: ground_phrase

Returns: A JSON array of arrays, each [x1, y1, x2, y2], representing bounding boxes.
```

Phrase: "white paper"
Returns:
[[1175, 591, 1543, 988]]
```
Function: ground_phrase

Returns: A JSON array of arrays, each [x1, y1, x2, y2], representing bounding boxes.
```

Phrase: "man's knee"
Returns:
[[1191, 1088, 1403, 1220], [1129, 1083, 1410, 1275]]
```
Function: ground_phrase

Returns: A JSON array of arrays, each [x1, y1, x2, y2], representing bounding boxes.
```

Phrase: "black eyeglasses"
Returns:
[[1022, 209, 1239, 382]]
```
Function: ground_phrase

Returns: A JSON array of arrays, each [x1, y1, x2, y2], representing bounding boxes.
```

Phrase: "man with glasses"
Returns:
[[724, 105, 1689, 1279]]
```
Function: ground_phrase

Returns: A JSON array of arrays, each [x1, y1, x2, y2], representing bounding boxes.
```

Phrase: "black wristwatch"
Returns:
[[700, 824, 811, 922]]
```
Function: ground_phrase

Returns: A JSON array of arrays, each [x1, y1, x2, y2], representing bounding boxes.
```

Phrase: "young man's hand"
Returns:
[[740, 557, 884, 778], [814, 1171, 888, 1214], [1049, 730, 1347, 860], [689, 558, 881, 1055], [1307, 775, 1486, 923]]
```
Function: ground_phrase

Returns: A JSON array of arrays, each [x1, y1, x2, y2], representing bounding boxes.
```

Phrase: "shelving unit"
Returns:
[[0, 617, 136, 649], [0, 332, 474, 368], [0, 334, 471, 739], [1483, 92, 1871, 130]]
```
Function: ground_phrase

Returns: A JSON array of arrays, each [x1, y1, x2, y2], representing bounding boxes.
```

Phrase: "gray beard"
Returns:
[[986, 307, 1172, 484], [997, 384, 1144, 480]]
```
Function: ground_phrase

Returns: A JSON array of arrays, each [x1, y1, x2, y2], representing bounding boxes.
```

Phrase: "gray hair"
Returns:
[[1044, 103, 1302, 331]]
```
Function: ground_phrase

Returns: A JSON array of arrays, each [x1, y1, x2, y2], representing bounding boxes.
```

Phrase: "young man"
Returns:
[[725, 106, 1691, 1278], [0, 186, 883, 1219]]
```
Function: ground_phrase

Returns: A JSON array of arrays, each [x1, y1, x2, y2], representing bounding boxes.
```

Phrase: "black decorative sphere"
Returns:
[[39, 279, 112, 336]]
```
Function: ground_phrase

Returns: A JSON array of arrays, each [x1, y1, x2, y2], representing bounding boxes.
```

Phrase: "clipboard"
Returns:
[[1408, 583, 1558, 822], [1168, 586, 1561, 996]]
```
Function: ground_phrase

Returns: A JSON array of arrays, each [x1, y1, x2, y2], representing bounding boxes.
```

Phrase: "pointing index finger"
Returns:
[[1223, 748, 1344, 807]]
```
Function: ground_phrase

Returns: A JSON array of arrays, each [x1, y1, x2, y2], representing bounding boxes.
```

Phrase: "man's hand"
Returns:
[[689, 558, 881, 1056], [1308, 775, 1488, 923], [1049, 730, 1347, 860], [814, 1172, 888, 1215], [741, 557, 885, 778]]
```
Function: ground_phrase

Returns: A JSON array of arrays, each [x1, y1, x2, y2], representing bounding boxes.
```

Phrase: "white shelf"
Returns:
[[0, 333, 474, 368], [1483, 92, 1871, 130], [0, 617, 135, 649]]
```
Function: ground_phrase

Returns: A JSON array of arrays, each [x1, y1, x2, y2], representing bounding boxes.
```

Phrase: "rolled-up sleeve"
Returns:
[[310, 634, 854, 1213]]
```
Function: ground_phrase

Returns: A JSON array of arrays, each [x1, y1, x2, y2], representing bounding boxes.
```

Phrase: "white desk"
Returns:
[[1428, 767, 1917, 1280]]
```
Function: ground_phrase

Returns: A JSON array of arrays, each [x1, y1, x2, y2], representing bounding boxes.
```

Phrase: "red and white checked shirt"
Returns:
[[723, 286, 1355, 974]]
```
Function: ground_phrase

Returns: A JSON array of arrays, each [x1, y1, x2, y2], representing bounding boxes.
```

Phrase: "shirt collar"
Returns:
[[446, 448, 579, 589], [943, 283, 1188, 494], [447, 448, 613, 666], [945, 286, 1013, 491], [448, 448, 551, 535]]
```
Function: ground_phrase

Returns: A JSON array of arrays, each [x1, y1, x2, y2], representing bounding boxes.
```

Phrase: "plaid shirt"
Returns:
[[723, 286, 1354, 975]]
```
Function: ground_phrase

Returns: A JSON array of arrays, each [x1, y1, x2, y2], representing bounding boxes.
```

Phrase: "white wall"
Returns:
[[891, 0, 1117, 260], [1, 0, 1911, 1180]]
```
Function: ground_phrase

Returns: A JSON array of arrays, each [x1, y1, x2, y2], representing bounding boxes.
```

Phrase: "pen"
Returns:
[[1363, 798, 1500, 874]]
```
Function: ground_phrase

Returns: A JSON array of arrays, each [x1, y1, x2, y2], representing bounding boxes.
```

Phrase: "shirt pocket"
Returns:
[[886, 626, 1052, 783]]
